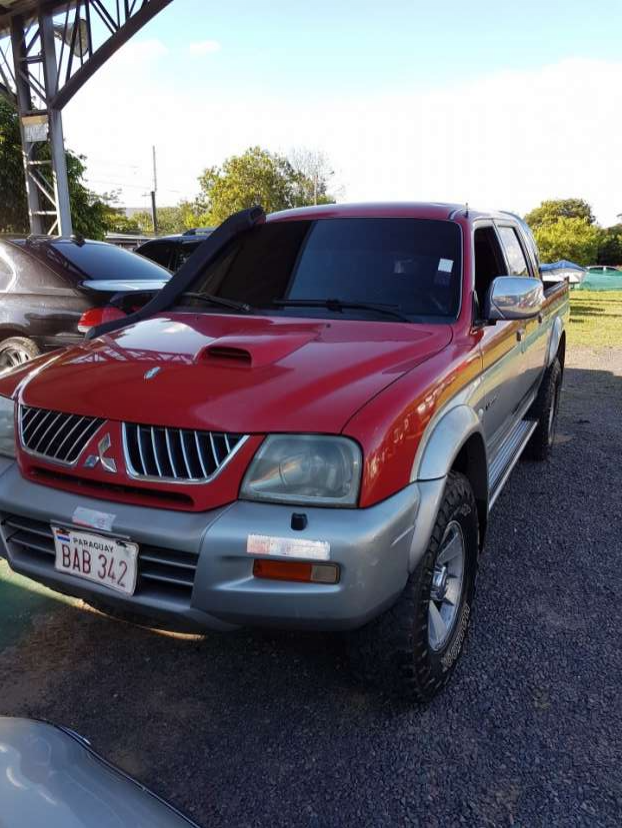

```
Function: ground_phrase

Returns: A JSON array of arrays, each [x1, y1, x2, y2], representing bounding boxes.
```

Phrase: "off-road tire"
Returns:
[[0, 336, 40, 369], [524, 358, 562, 462], [347, 472, 479, 702]]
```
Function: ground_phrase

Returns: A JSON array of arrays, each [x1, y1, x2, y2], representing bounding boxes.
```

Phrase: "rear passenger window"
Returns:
[[498, 227, 529, 276]]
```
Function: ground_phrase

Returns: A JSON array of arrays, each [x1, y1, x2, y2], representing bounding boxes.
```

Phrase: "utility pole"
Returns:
[[150, 144, 158, 235]]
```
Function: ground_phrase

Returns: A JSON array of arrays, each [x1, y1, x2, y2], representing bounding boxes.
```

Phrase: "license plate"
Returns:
[[52, 525, 138, 596]]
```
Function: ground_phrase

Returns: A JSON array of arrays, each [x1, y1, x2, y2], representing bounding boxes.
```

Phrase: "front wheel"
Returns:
[[347, 472, 479, 702]]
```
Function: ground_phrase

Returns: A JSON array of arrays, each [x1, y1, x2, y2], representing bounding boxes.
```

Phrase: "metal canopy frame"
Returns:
[[0, 0, 172, 235]]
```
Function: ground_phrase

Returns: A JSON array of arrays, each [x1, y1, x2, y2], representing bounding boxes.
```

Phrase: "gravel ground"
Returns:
[[1, 346, 621, 827]]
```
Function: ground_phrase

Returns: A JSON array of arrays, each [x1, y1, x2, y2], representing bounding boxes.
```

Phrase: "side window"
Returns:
[[473, 226, 506, 313], [0, 243, 65, 292], [16, 248, 68, 291], [177, 243, 200, 270], [139, 242, 171, 268], [497, 226, 529, 276]]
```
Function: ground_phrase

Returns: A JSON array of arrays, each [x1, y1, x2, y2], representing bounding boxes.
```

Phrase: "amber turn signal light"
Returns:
[[253, 559, 339, 584]]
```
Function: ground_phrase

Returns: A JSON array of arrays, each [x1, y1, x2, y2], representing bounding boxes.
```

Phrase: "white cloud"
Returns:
[[111, 38, 169, 67], [63, 55, 622, 225], [188, 40, 221, 56]]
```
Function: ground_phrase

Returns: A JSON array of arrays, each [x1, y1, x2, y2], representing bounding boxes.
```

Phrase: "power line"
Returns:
[[86, 177, 185, 194], [85, 158, 142, 169], [86, 178, 151, 190]]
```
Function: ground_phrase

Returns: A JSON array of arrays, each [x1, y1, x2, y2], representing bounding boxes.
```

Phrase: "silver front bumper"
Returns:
[[0, 460, 446, 632]]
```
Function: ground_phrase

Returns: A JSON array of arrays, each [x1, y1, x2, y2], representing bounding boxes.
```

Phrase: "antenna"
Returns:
[[465, 202, 469, 217]]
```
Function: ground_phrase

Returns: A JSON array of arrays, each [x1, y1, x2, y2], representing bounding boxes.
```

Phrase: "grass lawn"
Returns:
[[569, 290, 622, 348], [0, 559, 71, 651]]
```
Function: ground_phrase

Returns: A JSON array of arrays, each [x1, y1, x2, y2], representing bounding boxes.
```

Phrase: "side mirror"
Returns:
[[484, 276, 544, 321]]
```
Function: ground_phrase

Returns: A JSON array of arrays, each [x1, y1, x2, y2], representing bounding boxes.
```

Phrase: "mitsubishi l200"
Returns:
[[0, 203, 569, 700]]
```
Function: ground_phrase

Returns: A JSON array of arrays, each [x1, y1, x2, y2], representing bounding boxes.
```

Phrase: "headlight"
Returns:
[[0, 396, 15, 458], [240, 435, 362, 507]]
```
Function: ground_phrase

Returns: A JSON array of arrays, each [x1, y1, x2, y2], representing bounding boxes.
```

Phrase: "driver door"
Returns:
[[473, 223, 528, 460]]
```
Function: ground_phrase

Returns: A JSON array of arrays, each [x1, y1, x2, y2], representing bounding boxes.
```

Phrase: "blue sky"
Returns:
[[62, 0, 622, 224], [149, 0, 622, 90]]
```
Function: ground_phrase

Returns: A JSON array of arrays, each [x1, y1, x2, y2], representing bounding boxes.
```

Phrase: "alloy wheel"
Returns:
[[428, 520, 466, 652], [0, 346, 31, 370]]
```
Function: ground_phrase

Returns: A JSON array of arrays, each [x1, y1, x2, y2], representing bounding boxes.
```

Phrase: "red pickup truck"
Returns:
[[0, 203, 569, 701]]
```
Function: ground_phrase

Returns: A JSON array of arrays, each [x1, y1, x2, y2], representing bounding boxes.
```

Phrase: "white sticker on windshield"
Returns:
[[438, 258, 453, 273]]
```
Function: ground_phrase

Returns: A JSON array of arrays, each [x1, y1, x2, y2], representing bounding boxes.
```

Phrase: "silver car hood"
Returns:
[[81, 279, 169, 292], [0, 717, 199, 828]]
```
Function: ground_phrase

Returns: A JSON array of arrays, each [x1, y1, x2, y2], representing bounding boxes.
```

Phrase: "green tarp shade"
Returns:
[[575, 272, 622, 291]]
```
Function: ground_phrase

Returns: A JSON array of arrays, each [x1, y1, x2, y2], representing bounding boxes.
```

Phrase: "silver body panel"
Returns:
[[0, 718, 198, 828], [0, 458, 445, 630]]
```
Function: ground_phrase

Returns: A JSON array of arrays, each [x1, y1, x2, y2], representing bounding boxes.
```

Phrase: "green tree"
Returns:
[[533, 216, 601, 266], [0, 97, 112, 239], [131, 202, 204, 236], [598, 224, 622, 266], [197, 146, 336, 225], [0, 98, 26, 233], [104, 211, 143, 235], [525, 198, 596, 230], [131, 211, 156, 235]]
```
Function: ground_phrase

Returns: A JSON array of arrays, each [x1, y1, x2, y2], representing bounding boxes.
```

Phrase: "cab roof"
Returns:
[[268, 201, 521, 224]]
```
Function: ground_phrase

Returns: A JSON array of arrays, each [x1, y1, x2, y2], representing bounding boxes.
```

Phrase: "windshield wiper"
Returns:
[[273, 298, 411, 322], [179, 292, 253, 313]]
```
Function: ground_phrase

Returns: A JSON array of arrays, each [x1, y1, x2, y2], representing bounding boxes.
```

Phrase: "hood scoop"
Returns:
[[204, 345, 252, 365], [200, 331, 318, 368]]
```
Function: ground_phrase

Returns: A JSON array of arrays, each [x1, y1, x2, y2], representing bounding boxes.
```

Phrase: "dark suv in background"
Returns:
[[136, 227, 213, 272], [0, 236, 170, 368]]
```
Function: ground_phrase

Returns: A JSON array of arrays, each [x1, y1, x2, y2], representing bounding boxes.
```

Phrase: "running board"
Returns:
[[488, 419, 538, 511]]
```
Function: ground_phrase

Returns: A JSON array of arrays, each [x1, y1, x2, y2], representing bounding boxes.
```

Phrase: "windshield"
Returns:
[[176, 218, 462, 321], [33, 241, 171, 281]]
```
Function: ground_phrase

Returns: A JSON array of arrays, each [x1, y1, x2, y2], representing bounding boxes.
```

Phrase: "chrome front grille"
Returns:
[[20, 405, 104, 465], [1, 513, 199, 606], [123, 423, 246, 482]]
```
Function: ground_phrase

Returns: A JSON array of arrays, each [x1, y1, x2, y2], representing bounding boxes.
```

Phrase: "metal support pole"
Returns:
[[39, 11, 72, 236], [10, 15, 44, 235], [2, 0, 173, 236]]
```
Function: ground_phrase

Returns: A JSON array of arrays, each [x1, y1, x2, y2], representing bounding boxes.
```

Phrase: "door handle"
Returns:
[[516, 327, 526, 342], [537, 312, 544, 324]]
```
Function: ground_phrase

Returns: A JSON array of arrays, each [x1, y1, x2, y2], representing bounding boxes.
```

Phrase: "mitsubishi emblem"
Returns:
[[84, 433, 117, 473], [144, 366, 161, 380]]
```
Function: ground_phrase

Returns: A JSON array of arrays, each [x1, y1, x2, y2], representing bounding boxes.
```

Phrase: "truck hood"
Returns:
[[20, 313, 453, 434]]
